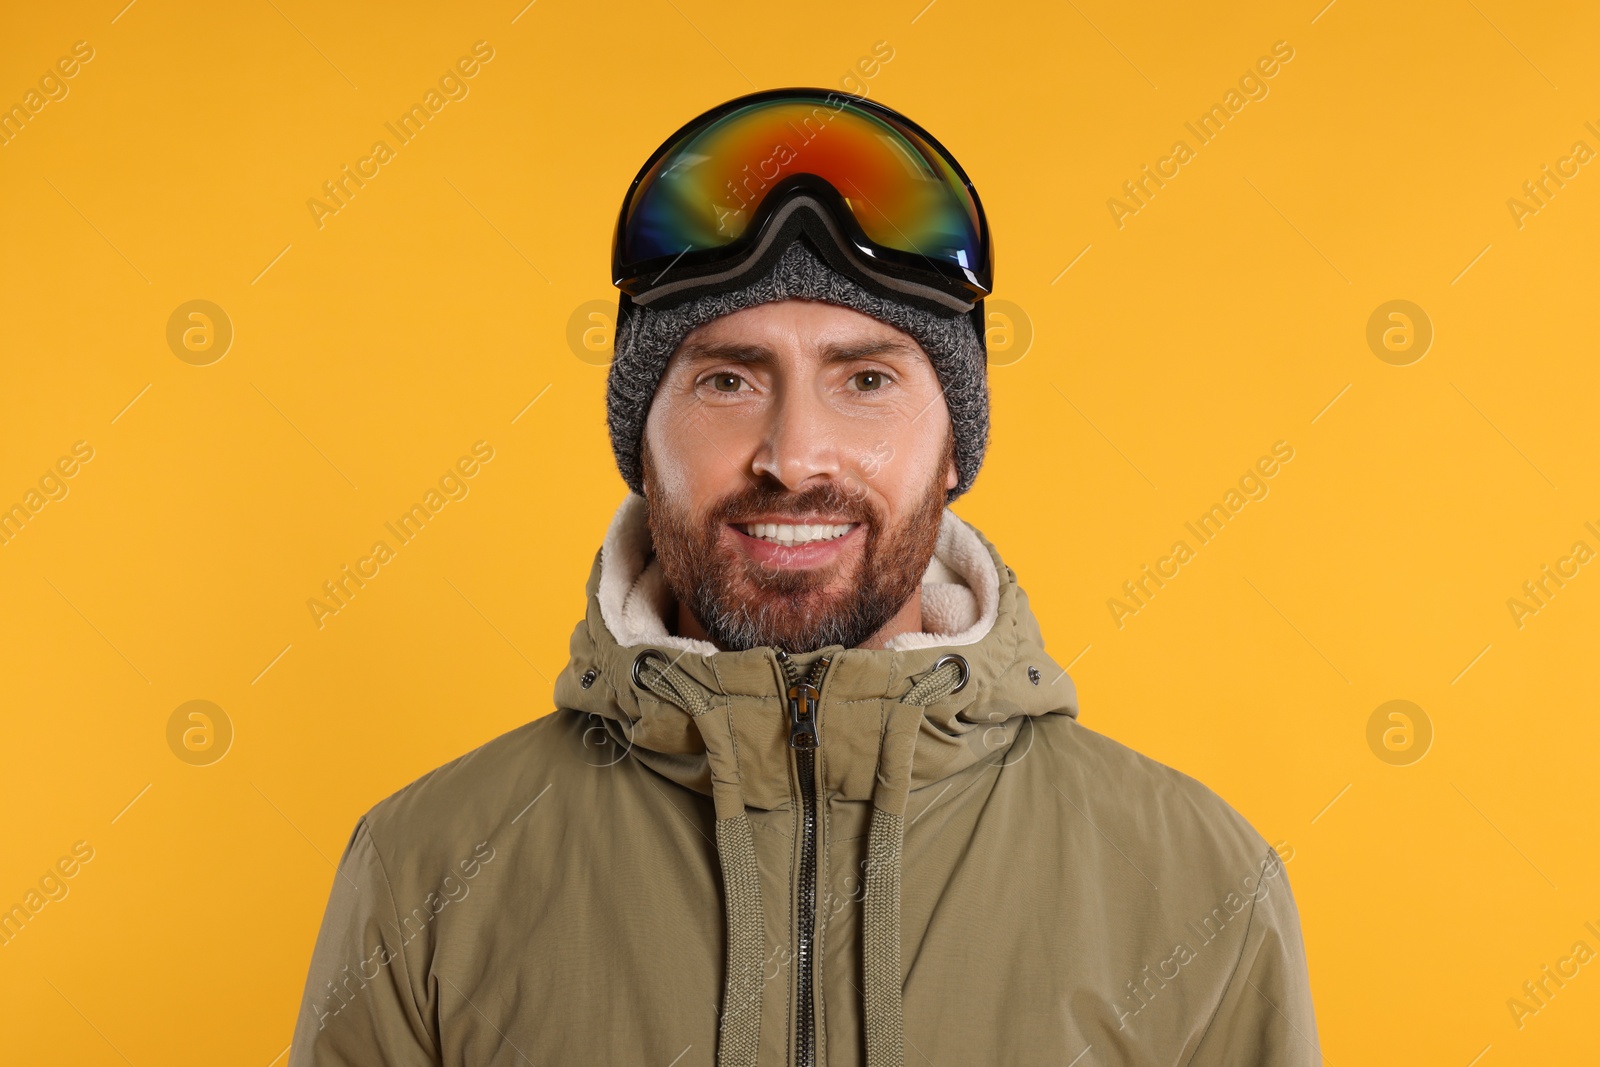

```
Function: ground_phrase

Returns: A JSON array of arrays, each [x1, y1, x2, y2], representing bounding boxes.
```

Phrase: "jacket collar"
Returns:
[[551, 493, 1078, 811]]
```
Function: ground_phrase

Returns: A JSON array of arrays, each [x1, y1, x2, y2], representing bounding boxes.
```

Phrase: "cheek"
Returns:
[[845, 412, 949, 503], [645, 405, 739, 504], [649, 448, 696, 503]]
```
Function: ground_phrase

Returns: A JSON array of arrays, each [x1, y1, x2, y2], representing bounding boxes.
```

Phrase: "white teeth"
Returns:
[[738, 522, 853, 547]]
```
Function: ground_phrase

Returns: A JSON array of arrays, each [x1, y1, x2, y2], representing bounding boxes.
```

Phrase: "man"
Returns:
[[291, 89, 1319, 1066]]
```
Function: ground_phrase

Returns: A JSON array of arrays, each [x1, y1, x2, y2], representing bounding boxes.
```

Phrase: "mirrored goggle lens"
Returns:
[[618, 95, 985, 286]]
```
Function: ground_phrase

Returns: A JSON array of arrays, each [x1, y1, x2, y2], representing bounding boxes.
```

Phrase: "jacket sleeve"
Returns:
[[1184, 848, 1321, 1067], [289, 817, 439, 1067]]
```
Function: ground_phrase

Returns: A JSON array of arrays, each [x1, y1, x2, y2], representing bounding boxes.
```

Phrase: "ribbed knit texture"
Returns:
[[863, 806, 906, 1067], [862, 656, 962, 1067], [635, 651, 764, 1067], [713, 815, 767, 1067], [607, 239, 990, 503]]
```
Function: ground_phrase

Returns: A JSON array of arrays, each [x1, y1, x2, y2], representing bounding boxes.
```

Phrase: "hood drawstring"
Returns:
[[632, 649, 967, 1067], [864, 656, 965, 1067], [635, 651, 766, 1067]]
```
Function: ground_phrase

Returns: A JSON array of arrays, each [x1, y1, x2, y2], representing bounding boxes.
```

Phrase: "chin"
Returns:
[[718, 589, 857, 643], [733, 563, 853, 602]]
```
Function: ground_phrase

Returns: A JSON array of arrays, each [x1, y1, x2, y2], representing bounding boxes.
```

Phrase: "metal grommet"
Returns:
[[1027, 665, 1040, 685], [931, 653, 969, 692], [580, 668, 598, 689], [630, 649, 658, 690]]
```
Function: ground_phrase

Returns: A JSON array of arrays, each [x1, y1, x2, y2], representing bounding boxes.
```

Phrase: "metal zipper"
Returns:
[[777, 647, 831, 1067]]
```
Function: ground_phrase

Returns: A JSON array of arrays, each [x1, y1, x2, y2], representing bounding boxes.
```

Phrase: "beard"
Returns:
[[642, 435, 952, 653]]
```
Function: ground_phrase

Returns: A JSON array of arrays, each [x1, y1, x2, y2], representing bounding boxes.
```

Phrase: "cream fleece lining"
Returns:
[[597, 493, 1000, 656]]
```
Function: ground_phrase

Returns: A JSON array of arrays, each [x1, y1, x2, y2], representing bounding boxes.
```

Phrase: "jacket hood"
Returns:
[[552, 493, 1078, 811]]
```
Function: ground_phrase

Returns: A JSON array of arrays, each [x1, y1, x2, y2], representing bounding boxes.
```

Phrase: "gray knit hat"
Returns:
[[606, 237, 989, 503]]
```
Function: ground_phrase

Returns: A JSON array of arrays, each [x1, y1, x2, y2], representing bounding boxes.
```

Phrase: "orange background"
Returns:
[[2, 0, 1597, 1063]]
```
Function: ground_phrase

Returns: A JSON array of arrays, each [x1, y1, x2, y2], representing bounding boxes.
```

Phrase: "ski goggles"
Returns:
[[612, 88, 992, 315]]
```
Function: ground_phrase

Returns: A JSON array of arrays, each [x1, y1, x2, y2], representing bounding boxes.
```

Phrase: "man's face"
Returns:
[[641, 297, 958, 653]]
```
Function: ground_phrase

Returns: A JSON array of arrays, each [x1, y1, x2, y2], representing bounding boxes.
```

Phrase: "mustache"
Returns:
[[708, 479, 876, 527]]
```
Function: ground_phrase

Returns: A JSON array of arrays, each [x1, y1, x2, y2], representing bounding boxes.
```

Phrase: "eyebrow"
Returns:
[[675, 337, 921, 369]]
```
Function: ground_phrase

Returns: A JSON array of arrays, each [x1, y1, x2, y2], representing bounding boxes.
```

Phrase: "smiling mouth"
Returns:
[[733, 521, 858, 548]]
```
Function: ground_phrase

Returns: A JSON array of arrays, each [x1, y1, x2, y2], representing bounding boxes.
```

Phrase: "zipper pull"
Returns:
[[788, 676, 821, 750], [777, 648, 826, 750]]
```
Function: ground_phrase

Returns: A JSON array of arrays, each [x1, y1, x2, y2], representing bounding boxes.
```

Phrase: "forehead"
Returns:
[[668, 298, 927, 370]]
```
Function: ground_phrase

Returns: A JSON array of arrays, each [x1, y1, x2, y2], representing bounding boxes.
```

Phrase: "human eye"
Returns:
[[849, 368, 895, 392], [698, 371, 750, 394]]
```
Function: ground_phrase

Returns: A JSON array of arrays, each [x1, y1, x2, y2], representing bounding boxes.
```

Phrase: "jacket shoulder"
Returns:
[[358, 710, 586, 875], [1026, 715, 1315, 1059], [1033, 713, 1277, 881]]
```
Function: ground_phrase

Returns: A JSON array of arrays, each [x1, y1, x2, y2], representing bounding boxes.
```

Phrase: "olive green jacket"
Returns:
[[290, 497, 1319, 1066]]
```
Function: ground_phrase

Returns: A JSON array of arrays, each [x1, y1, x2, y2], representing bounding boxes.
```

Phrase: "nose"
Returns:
[[750, 381, 842, 491]]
